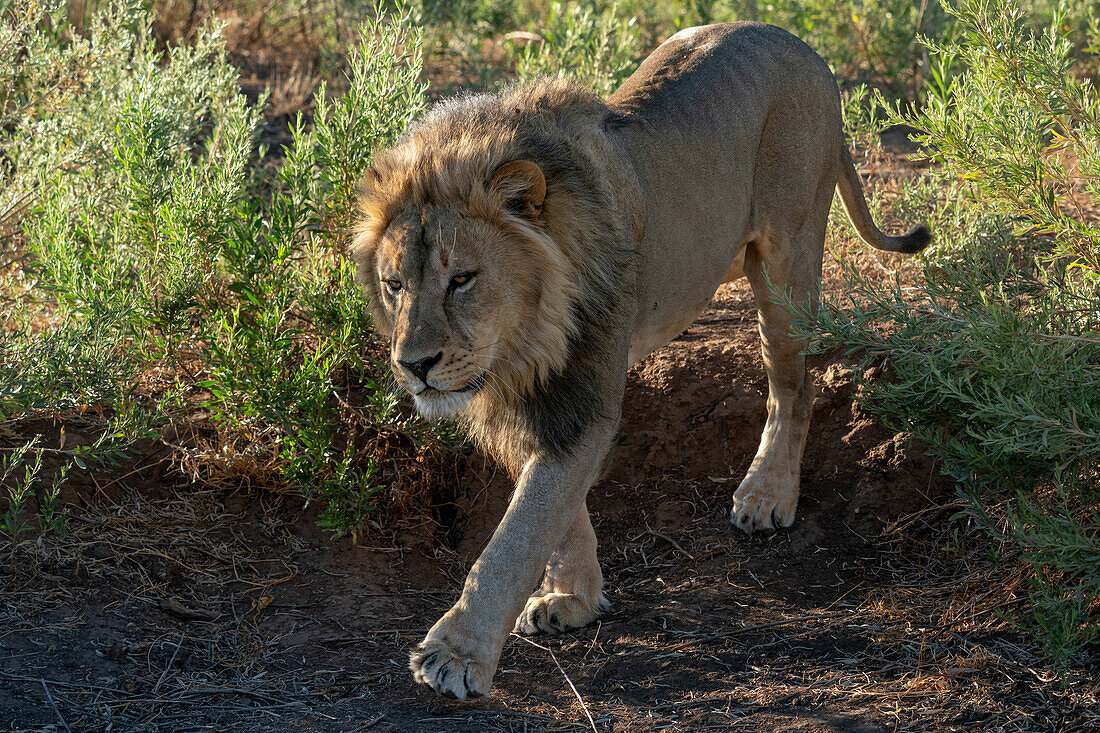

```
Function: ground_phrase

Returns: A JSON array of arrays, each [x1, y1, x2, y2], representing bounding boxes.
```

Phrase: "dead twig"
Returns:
[[648, 611, 863, 657], [159, 598, 219, 621], [355, 713, 386, 731], [514, 634, 599, 733], [153, 630, 186, 693], [40, 679, 71, 733], [644, 528, 694, 560]]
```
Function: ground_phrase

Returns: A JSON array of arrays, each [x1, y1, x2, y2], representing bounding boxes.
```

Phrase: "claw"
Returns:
[[409, 637, 493, 699], [464, 666, 480, 698]]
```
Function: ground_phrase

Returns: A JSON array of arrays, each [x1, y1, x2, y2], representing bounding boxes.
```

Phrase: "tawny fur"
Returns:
[[350, 79, 641, 472]]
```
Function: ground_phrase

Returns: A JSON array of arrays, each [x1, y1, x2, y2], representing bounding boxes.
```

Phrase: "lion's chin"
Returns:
[[412, 388, 476, 420]]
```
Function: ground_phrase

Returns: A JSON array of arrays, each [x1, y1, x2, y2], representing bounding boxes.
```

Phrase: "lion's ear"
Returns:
[[359, 166, 382, 197], [489, 160, 546, 217]]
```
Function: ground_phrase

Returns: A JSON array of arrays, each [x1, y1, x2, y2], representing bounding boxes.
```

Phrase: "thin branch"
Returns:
[[153, 630, 186, 694], [647, 611, 863, 656], [40, 679, 71, 733], [514, 634, 599, 733]]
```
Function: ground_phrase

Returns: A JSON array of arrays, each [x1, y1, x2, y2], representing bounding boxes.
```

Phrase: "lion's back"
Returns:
[[608, 22, 836, 127], [609, 23, 846, 365]]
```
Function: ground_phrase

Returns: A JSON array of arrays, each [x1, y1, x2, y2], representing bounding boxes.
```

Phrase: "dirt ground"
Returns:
[[2, 273, 1098, 732]]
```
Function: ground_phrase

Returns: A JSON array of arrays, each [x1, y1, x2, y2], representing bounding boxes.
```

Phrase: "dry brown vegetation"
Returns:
[[3, 274, 1097, 731]]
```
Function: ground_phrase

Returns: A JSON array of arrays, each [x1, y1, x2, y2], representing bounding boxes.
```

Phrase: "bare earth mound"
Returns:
[[2, 281, 1097, 731]]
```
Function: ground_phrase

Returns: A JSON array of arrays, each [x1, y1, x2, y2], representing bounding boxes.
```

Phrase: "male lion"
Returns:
[[350, 22, 929, 699]]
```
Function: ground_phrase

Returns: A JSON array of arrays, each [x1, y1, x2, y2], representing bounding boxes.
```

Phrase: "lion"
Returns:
[[349, 22, 929, 699]]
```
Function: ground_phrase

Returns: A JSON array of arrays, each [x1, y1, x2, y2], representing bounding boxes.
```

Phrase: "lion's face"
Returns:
[[354, 149, 591, 426], [373, 203, 528, 419]]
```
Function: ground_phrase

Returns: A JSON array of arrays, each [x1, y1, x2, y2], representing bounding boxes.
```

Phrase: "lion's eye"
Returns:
[[449, 272, 476, 290], [384, 278, 403, 294]]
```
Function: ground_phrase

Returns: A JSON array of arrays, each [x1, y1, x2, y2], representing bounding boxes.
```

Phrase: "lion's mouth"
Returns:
[[407, 374, 486, 420], [456, 374, 486, 393], [411, 373, 485, 397]]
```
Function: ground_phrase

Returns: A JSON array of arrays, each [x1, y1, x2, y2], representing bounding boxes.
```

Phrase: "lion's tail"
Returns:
[[835, 145, 931, 254]]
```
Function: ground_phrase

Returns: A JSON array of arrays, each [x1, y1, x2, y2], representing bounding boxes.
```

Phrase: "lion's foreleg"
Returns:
[[514, 501, 606, 635], [409, 420, 617, 699]]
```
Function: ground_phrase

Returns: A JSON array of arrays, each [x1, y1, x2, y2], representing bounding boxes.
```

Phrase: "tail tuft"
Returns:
[[837, 145, 933, 255], [896, 223, 932, 254]]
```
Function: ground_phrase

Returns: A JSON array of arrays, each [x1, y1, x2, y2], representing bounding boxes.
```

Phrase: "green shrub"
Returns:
[[760, 0, 946, 97], [0, 437, 42, 545], [789, 0, 1100, 658], [508, 1, 640, 96], [1, 0, 431, 538]]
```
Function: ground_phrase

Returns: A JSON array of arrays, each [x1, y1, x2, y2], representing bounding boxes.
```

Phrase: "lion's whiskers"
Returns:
[[486, 369, 528, 403], [467, 354, 529, 403], [482, 377, 509, 405]]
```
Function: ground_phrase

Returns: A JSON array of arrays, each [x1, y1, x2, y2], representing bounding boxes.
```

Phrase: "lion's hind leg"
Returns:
[[514, 501, 606, 635], [731, 200, 827, 533]]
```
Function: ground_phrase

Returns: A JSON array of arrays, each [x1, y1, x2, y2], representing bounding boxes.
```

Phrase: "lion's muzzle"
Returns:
[[397, 351, 443, 385]]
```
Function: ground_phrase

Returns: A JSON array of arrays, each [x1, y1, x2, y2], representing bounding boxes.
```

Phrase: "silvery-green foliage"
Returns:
[[1, 0, 246, 231], [901, 0, 1100, 273], [510, 1, 640, 98], [0, 0, 430, 537]]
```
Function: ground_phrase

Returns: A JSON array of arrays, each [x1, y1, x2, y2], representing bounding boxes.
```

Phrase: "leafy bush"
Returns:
[[790, 0, 1100, 658], [1, 0, 433, 538], [508, 1, 640, 96], [760, 0, 946, 97]]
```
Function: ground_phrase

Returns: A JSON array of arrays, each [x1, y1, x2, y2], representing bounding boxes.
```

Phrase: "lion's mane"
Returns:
[[350, 79, 642, 471]]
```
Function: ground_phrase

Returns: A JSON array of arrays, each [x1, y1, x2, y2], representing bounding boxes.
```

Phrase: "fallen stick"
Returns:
[[650, 610, 863, 656], [514, 634, 599, 733], [41, 679, 72, 733]]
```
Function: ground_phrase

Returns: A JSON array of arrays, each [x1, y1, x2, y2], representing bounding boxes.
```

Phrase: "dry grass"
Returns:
[[1, 486, 312, 728], [4, 474, 1097, 730]]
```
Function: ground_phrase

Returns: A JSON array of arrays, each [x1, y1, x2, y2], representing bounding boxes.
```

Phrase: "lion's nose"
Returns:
[[398, 352, 443, 385]]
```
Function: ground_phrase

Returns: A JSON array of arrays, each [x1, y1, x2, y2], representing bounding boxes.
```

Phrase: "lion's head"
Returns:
[[349, 79, 640, 463], [355, 158, 579, 420]]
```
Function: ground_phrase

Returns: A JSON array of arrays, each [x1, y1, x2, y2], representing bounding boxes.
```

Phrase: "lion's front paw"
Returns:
[[409, 635, 495, 700], [513, 592, 606, 635], [730, 473, 797, 534]]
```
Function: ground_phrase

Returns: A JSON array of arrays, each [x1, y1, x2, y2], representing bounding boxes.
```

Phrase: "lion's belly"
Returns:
[[628, 299, 712, 366], [619, 116, 755, 367], [628, 240, 748, 367]]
